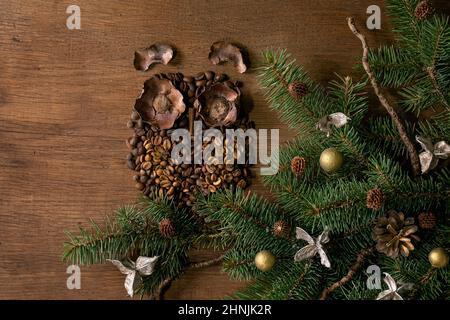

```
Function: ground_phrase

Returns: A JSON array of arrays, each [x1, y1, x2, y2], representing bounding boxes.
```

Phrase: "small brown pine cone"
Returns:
[[288, 81, 309, 100], [159, 218, 175, 238], [415, 0, 433, 20], [366, 188, 384, 210], [418, 212, 437, 230], [373, 210, 420, 258], [273, 220, 290, 237], [291, 156, 307, 176]]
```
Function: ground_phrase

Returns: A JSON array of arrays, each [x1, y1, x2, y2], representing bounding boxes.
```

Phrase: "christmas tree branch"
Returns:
[[319, 247, 374, 300], [347, 17, 421, 176]]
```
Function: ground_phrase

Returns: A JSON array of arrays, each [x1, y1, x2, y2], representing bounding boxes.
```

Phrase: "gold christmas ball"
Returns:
[[255, 250, 276, 272], [319, 148, 343, 173], [428, 248, 449, 269]]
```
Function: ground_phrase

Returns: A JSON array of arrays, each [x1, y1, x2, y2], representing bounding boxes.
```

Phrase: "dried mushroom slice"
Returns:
[[208, 41, 247, 74], [134, 43, 174, 71], [134, 77, 185, 129]]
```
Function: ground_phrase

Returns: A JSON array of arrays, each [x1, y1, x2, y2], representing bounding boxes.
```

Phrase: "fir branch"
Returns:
[[319, 247, 374, 300], [347, 17, 421, 176]]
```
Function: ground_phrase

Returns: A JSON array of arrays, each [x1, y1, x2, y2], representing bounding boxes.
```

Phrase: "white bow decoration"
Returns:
[[294, 227, 331, 268], [316, 112, 351, 137], [376, 272, 413, 300], [108, 256, 159, 297], [416, 136, 450, 174]]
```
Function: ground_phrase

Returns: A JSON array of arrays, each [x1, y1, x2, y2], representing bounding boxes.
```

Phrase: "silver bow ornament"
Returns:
[[376, 272, 413, 300], [316, 112, 351, 137], [416, 136, 450, 174], [294, 227, 331, 268], [108, 256, 159, 297]]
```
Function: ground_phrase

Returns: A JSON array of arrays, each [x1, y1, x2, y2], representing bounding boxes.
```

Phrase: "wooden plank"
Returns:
[[0, 0, 448, 299]]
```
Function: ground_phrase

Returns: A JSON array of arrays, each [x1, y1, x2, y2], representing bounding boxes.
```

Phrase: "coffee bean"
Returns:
[[127, 120, 134, 128], [142, 162, 152, 170], [237, 179, 247, 189], [195, 72, 205, 81], [163, 139, 171, 150], [224, 173, 233, 183], [195, 79, 207, 87], [130, 136, 138, 146], [213, 178, 222, 186], [136, 119, 143, 129], [205, 71, 215, 80], [208, 185, 217, 193], [131, 110, 140, 121], [127, 160, 136, 170], [135, 182, 145, 190], [232, 169, 241, 177], [140, 175, 148, 183], [160, 180, 171, 188]]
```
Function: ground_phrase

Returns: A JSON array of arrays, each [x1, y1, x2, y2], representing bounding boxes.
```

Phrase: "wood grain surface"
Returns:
[[0, 0, 448, 300]]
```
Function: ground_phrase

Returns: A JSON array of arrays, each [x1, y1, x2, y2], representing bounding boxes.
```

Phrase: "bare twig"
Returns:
[[319, 247, 374, 300], [151, 277, 174, 300], [347, 17, 421, 176], [189, 254, 226, 269], [426, 66, 449, 108]]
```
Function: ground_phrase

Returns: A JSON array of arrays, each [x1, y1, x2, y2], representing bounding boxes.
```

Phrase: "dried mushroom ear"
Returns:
[[134, 77, 185, 129], [134, 43, 174, 71], [208, 41, 247, 74], [194, 82, 240, 127]]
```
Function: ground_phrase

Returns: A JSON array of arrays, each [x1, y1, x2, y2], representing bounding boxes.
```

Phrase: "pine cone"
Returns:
[[291, 156, 307, 176], [159, 218, 175, 238], [373, 210, 420, 258], [366, 188, 385, 210], [418, 212, 437, 230], [288, 81, 309, 100], [415, 0, 433, 20], [273, 220, 290, 237]]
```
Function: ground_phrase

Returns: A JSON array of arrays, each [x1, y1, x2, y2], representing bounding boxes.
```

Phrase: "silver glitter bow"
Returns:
[[416, 136, 450, 174], [108, 256, 159, 297], [376, 272, 414, 300], [294, 227, 331, 268], [316, 112, 351, 137]]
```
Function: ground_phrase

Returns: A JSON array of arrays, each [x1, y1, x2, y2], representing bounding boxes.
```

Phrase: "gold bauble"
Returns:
[[428, 247, 449, 269], [255, 250, 276, 272], [319, 148, 344, 173]]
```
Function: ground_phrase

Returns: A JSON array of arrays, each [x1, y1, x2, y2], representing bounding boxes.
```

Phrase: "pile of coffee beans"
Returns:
[[126, 71, 252, 207]]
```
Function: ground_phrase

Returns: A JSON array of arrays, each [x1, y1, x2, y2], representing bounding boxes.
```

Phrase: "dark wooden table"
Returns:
[[0, 0, 448, 299]]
